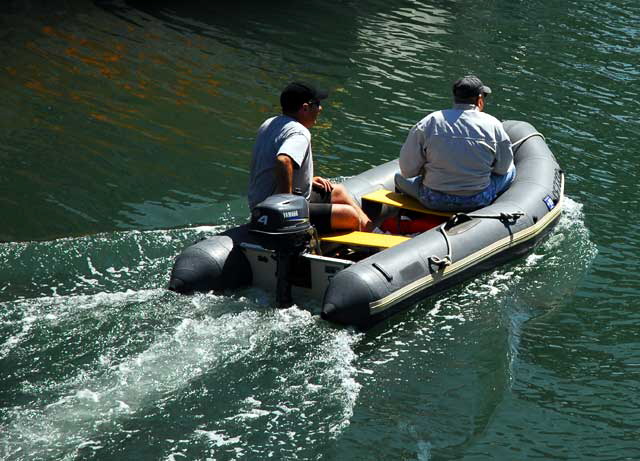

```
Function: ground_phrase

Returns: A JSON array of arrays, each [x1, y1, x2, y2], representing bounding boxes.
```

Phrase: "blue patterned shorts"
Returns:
[[395, 166, 516, 212]]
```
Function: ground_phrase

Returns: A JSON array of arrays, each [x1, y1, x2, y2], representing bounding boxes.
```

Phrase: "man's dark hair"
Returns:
[[280, 82, 328, 113]]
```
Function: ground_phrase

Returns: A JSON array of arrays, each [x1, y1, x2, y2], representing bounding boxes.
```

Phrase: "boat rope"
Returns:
[[511, 132, 545, 153], [427, 211, 525, 270], [428, 223, 452, 269], [461, 211, 525, 222]]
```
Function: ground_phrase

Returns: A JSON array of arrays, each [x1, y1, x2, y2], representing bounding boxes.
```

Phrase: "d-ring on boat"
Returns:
[[169, 120, 564, 328]]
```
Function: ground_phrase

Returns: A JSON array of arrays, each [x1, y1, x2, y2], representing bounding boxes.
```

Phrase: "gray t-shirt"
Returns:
[[399, 104, 514, 194], [247, 115, 313, 209]]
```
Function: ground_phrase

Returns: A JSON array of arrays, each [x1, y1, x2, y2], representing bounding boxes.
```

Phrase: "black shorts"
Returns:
[[309, 186, 332, 234]]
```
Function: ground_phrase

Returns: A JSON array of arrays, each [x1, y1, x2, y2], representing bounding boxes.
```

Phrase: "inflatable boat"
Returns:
[[169, 121, 564, 328]]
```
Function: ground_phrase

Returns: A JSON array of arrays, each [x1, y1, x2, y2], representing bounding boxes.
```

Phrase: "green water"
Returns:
[[1, 1, 638, 460]]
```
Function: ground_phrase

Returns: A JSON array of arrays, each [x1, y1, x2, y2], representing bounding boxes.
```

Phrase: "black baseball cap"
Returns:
[[452, 75, 492, 102], [280, 82, 329, 112]]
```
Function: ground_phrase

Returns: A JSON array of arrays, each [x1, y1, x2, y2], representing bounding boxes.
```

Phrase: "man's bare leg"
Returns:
[[330, 184, 372, 231], [329, 204, 360, 230]]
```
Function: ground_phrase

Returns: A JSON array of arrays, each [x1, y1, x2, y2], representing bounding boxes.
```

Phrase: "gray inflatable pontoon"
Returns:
[[169, 121, 564, 328]]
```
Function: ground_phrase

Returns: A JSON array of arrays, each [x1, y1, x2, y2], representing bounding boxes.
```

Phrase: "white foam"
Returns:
[[1, 302, 363, 459], [75, 389, 100, 403], [194, 430, 242, 447], [416, 440, 433, 461], [231, 408, 272, 420], [1, 307, 266, 457], [0, 311, 37, 360], [86, 256, 103, 276], [0, 289, 165, 364]]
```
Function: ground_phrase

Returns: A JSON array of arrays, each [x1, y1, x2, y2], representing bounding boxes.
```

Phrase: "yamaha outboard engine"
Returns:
[[249, 194, 313, 308]]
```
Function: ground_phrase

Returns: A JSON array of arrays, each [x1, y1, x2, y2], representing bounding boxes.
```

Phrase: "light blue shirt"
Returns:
[[399, 104, 514, 195], [248, 115, 313, 209]]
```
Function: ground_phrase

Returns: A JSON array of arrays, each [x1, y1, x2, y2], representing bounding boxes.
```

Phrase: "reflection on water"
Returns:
[[4, 0, 637, 242], [2, 2, 279, 240]]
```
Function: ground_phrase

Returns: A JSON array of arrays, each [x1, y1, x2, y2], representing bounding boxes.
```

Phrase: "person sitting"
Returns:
[[395, 75, 516, 212], [248, 81, 371, 232]]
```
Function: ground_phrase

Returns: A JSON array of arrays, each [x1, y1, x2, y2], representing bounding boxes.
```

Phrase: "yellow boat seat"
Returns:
[[361, 189, 455, 217], [320, 231, 410, 249]]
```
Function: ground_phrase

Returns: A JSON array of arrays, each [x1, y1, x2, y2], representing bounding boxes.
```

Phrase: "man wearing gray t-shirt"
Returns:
[[396, 76, 516, 211], [248, 82, 371, 232]]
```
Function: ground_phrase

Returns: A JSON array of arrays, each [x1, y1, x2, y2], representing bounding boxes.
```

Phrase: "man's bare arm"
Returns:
[[274, 154, 294, 194]]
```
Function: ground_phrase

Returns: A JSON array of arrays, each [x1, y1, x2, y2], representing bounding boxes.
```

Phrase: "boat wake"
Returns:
[[1, 272, 362, 460], [338, 196, 597, 459]]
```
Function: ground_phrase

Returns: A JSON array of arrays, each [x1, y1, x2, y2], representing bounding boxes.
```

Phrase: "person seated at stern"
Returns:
[[395, 75, 516, 212], [248, 81, 371, 232]]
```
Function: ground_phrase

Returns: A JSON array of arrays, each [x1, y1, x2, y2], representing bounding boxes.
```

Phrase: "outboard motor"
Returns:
[[249, 194, 313, 308]]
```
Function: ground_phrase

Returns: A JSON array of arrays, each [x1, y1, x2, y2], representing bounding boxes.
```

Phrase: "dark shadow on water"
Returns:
[[94, 0, 360, 38]]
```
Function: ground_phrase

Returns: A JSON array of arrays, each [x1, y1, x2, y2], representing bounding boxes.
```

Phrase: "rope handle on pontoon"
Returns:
[[428, 223, 452, 270], [427, 210, 525, 271], [511, 132, 545, 153]]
